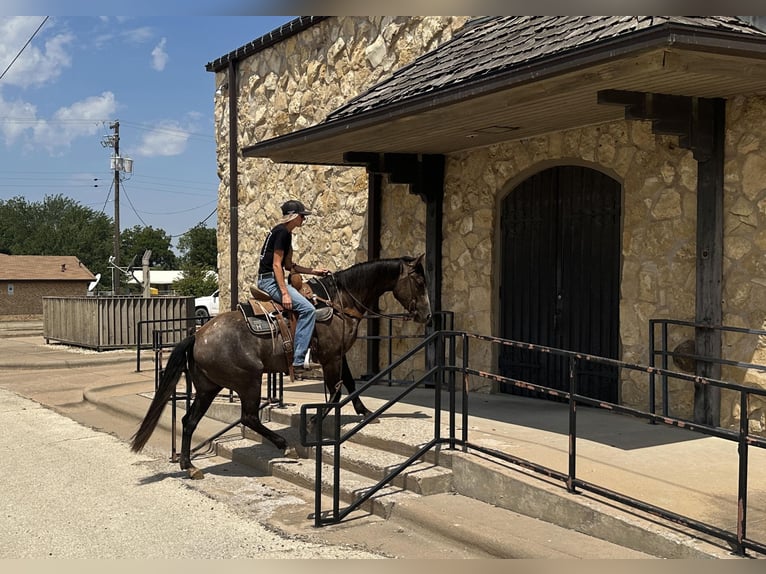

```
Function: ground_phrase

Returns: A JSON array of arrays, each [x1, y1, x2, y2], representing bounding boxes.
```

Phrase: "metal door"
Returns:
[[499, 166, 621, 402]]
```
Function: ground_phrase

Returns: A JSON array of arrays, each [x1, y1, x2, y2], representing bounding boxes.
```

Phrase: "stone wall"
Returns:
[[213, 17, 766, 428], [213, 17, 469, 371], [436, 100, 766, 428], [719, 95, 766, 431], [444, 122, 699, 414]]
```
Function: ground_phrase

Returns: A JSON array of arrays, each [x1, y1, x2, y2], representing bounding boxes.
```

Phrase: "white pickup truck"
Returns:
[[194, 289, 219, 324]]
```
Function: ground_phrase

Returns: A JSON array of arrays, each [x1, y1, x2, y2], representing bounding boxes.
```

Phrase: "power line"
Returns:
[[117, 120, 215, 142], [0, 17, 49, 82], [99, 180, 113, 215], [138, 199, 217, 216], [119, 181, 149, 228], [0, 117, 215, 142]]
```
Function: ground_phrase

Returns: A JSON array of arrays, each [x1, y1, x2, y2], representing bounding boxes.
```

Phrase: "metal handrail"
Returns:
[[648, 318, 766, 417], [357, 310, 454, 385], [135, 315, 198, 372], [300, 329, 766, 557]]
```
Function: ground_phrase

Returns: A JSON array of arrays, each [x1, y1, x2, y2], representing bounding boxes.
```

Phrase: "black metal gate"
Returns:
[[499, 165, 621, 401]]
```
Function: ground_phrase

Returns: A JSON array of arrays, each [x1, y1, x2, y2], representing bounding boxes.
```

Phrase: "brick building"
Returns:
[[0, 255, 96, 317]]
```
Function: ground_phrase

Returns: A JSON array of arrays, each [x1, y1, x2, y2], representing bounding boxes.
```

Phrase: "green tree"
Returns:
[[0, 194, 113, 287], [172, 264, 218, 297], [119, 225, 177, 270], [177, 224, 217, 270]]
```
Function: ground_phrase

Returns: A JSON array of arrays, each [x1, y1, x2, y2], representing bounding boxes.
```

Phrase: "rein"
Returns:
[[313, 269, 415, 405], [317, 272, 415, 322]]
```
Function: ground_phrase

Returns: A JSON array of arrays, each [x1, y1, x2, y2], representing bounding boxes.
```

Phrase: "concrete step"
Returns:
[[317, 441, 453, 496], [243, 403, 455, 495], [187, 395, 738, 559], [215, 434, 419, 519]]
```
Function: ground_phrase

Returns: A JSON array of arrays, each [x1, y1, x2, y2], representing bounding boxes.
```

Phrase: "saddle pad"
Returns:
[[238, 300, 279, 335]]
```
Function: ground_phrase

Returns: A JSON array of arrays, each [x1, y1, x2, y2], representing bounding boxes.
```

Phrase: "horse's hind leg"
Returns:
[[180, 379, 221, 480], [238, 382, 292, 457]]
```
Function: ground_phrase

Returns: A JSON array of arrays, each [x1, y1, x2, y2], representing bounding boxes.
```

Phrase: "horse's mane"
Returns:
[[309, 256, 419, 300]]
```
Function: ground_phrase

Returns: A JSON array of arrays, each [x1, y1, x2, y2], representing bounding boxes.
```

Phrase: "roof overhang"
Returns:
[[242, 26, 766, 166]]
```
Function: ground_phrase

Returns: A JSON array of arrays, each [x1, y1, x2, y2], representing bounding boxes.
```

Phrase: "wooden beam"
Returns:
[[340, 151, 445, 315], [694, 98, 724, 426], [364, 172, 383, 377], [599, 89, 724, 424]]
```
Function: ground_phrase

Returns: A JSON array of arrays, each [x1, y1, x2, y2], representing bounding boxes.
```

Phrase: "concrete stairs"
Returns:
[[210, 400, 455, 519], [195, 396, 740, 559]]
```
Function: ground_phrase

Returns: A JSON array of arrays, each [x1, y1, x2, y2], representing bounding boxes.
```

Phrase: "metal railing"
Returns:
[[357, 310, 454, 385], [299, 329, 766, 557], [649, 318, 766, 417], [135, 315, 198, 372]]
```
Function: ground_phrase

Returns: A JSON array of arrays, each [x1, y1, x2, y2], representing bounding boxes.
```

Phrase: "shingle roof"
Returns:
[[327, 16, 766, 122], [0, 255, 95, 281], [205, 16, 327, 72]]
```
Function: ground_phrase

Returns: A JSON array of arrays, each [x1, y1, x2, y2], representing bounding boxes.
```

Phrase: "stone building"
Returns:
[[0, 255, 96, 317], [206, 16, 766, 430]]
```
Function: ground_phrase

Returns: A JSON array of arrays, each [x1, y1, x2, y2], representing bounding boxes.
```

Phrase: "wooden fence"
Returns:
[[43, 295, 194, 350]]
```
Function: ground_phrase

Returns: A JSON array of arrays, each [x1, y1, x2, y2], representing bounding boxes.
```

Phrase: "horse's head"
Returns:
[[393, 254, 432, 325]]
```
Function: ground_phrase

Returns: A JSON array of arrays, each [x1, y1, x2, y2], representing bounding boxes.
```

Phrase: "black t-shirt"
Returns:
[[258, 223, 292, 275]]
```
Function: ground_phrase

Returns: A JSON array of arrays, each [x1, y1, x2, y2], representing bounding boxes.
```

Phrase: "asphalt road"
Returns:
[[0, 331, 497, 560], [0, 327, 660, 560], [0, 386, 390, 559]]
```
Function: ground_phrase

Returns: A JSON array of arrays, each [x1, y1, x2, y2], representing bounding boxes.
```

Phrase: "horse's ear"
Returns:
[[413, 253, 425, 270]]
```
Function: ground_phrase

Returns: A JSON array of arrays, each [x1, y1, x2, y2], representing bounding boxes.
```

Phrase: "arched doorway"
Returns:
[[499, 165, 621, 402]]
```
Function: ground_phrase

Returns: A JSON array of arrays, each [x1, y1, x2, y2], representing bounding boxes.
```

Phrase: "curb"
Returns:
[[0, 357, 140, 370]]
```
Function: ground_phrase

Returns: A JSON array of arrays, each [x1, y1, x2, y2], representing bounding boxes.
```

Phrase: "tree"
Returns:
[[172, 264, 218, 297], [119, 225, 177, 270], [0, 194, 113, 286], [177, 224, 217, 270]]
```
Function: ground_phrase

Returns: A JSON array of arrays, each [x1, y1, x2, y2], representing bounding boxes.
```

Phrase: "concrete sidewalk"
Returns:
[[1, 332, 763, 558]]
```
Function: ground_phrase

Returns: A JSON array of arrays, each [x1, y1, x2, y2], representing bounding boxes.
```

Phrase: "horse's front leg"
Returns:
[[305, 358, 343, 434], [341, 356, 372, 418]]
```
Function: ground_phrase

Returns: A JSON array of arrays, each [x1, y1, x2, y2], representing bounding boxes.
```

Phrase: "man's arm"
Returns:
[[272, 249, 293, 309]]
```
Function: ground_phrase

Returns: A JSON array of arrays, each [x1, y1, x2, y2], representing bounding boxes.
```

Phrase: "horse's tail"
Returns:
[[130, 334, 196, 453]]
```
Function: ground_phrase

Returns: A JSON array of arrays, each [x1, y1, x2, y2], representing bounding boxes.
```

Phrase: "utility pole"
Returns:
[[101, 121, 132, 294], [111, 121, 120, 294]]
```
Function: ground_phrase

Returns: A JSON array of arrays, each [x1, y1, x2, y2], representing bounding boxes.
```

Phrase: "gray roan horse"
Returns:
[[130, 255, 432, 479]]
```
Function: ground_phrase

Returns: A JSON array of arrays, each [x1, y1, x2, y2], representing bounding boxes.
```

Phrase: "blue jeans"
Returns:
[[257, 275, 316, 367]]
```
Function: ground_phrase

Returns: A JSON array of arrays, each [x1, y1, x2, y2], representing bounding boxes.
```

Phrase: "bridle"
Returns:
[[316, 268, 424, 322]]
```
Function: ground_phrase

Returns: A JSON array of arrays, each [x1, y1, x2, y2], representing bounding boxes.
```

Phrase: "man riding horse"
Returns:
[[255, 199, 330, 377]]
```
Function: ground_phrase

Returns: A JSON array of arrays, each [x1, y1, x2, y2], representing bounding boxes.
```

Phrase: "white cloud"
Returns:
[[0, 94, 38, 145], [123, 26, 154, 44], [28, 92, 117, 154], [151, 38, 168, 71], [133, 120, 192, 158], [0, 17, 73, 88]]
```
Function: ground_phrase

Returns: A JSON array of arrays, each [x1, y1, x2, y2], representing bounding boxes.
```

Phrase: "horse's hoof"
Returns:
[[188, 467, 205, 480], [283, 446, 299, 459]]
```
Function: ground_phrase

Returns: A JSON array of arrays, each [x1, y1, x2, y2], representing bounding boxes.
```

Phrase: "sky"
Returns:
[[0, 15, 294, 251], [0, 2, 749, 259]]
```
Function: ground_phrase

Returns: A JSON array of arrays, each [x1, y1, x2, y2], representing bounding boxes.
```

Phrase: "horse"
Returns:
[[130, 254, 432, 479]]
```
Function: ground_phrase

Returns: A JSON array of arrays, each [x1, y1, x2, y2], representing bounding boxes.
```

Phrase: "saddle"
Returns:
[[237, 274, 334, 375]]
